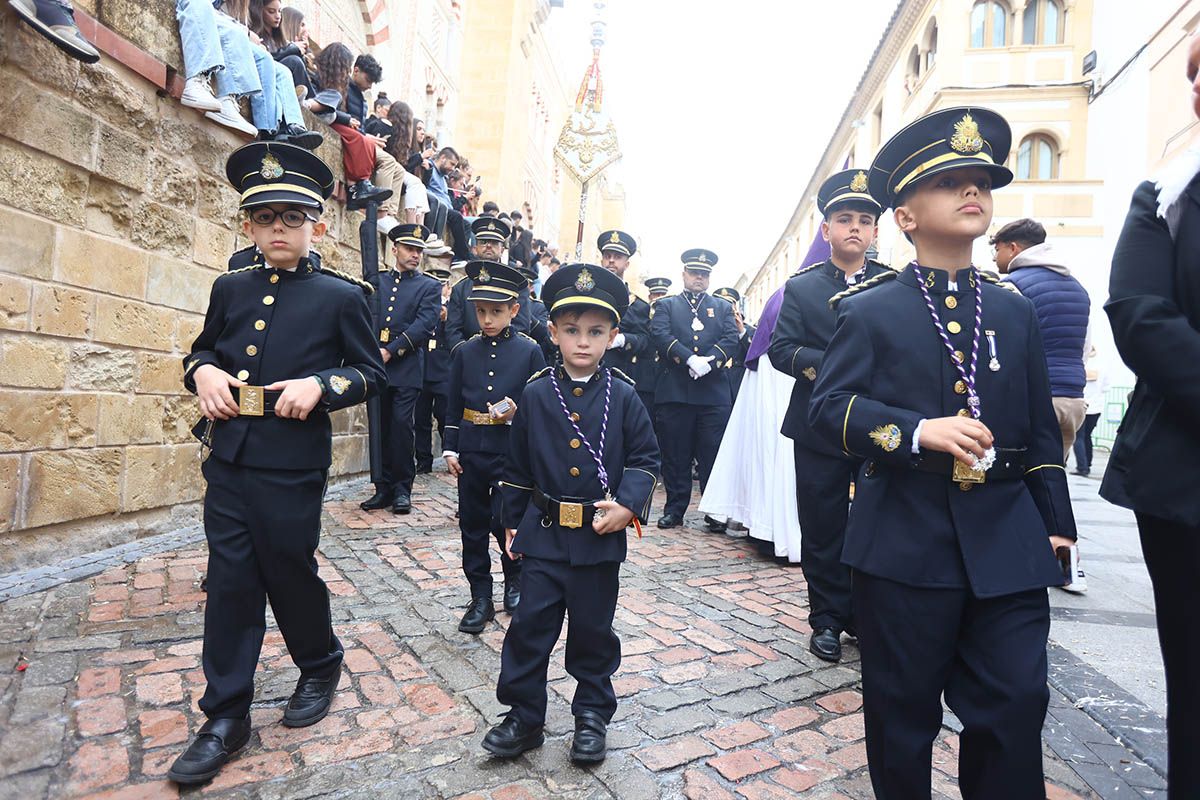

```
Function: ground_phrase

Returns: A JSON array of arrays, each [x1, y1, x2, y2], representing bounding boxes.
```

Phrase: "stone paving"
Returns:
[[0, 471, 1111, 798]]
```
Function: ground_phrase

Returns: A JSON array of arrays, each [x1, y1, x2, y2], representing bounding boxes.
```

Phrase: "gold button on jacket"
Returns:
[[954, 380, 967, 394], [946, 320, 961, 334], [944, 295, 958, 309]]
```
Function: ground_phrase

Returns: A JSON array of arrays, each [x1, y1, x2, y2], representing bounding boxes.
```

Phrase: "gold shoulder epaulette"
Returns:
[[526, 366, 551, 384], [978, 271, 1021, 294], [321, 267, 374, 294], [609, 367, 636, 386], [794, 261, 825, 276], [518, 332, 537, 343], [828, 270, 898, 308], [216, 264, 263, 279]]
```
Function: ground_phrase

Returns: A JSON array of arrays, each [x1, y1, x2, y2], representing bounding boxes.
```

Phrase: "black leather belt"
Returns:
[[532, 488, 602, 529], [230, 386, 284, 416], [911, 447, 1027, 483]]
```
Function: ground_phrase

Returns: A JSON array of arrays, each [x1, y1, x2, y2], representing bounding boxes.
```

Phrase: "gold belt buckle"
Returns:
[[559, 502, 584, 529], [952, 459, 986, 484], [239, 385, 265, 417]]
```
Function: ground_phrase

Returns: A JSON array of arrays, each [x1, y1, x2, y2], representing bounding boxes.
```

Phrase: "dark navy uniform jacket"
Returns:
[[444, 327, 546, 455], [423, 306, 451, 393], [184, 259, 385, 470], [500, 366, 660, 566], [630, 297, 667, 399], [768, 259, 892, 456], [377, 269, 441, 389], [445, 278, 536, 351], [649, 291, 739, 406], [602, 294, 651, 377], [809, 264, 1077, 598]]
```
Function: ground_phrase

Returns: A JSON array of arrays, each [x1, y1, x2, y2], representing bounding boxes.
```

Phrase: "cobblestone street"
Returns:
[[0, 472, 1130, 799]]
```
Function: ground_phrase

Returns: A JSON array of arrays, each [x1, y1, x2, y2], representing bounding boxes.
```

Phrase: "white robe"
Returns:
[[699, 356, 803, 561]]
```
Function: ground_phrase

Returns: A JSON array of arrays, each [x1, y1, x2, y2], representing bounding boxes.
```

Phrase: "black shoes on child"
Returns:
[[459, 596, 495, 634], [167, 715, 252, 785], [480, 712, 607, 763]]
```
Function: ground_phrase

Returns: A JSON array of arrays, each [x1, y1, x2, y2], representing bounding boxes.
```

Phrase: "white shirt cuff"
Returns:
[[442, 450, 459, 459], [910, 420, 926, 454]]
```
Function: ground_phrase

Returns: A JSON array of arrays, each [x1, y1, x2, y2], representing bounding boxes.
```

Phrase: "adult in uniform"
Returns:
[[650, 250, 739, 528], [445, 217, 537, 350], [636, 277, 672, 426], [596, 230, 653, 383], [170, 142, 385, 784], [358, 224, 442, 514], [1101, 34, 1200, 797], [809, 108, 1076, 798], [414, 264, 452, 474], [766, 169, 891, 662], [713, 287, 755, 402]]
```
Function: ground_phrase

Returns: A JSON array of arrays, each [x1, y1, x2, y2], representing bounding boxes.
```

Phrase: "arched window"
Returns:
[[906, 44, 921, 91], [1022, 0, 1063, 45], [970, 0, 1010, 48], [1015, 133, 1059, 180], [925, 20, 939, 69]]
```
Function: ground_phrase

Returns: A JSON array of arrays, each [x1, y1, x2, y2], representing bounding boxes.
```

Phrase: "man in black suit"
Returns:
[[767, 169, 892, 662], [1101, 34, 1200, 798], [596, 230, 653, 382]]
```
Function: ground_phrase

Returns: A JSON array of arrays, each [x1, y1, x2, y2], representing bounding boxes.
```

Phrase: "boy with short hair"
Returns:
[[483, 264, 659, 765], [809, 107, 1077, 798], [443, 261, 546, 633], [169, 142, 384, 786]]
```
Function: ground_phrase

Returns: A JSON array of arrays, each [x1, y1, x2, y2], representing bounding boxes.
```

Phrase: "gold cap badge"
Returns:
[[609, 231, 621, 243], [259, 154, 284, 180], [950, 113, 984, 154], [477, 267, 491, 283], [575, 268, 595, 292], [487, 222, 496, 231], [850, 171, 869, 193], [698, 253, 708, 263]]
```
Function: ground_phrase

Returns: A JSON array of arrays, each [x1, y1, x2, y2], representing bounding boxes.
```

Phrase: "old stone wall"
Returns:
[[0, 9, 374, 570]]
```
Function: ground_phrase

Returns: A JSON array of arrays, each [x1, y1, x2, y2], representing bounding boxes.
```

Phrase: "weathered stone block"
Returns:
[[24, 448, 121, 528], [193, 218, 240, 272], [130, 201, 194, 260], [151, 155, 198, 209], [97, 395, 165, 446], [31, 285, 92, 338], [124, 444, 202, 512], [96, 124, 150, 191], [2, 17, 81, 93], [0, 207, 56, 280], [174, 313, 204, 352], [94, 296, 175, 351], [98, 0, 183, 71], [197, 174, 240, 229], [331, 434, 369, 476], [161, 395, 199, 444], [0, 335, 68, 388], [84, 176, 139, 238], [0, 140, 89, 226], [74, 59, 159, 135], [68, 344, 136, 392], [0, 69, 96, 171], [137, 351, 186, 395], [157, 117, 235, 178], [0, 453, 18, 532], [56, 228, 149, 298], [0, 391, 97, 451], [0, 274, 31, 331], [146, 257, 214, 312]]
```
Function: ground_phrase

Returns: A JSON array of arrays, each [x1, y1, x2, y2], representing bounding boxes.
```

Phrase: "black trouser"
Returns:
[[198, 456, 342, 719], [658, 401, 730, 517], [414, 386, 446, 468], [497, 557, 620, 727], [458, 451, 520, 598], [1137, 513, 1200, 799], [794, 442, 857, 632], [1071, 412, 1099, 473], [276, 54, 314, 102], [379, 386, 420, 496], [853, 572, 1050, 800]]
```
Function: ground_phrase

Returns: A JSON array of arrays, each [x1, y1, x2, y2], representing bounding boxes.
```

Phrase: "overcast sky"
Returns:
[[548, 1, 899, 288]]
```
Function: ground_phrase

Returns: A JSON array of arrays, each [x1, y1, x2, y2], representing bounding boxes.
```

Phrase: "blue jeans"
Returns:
[[248, 45, 304, 130], [176, 0, 260, 98]]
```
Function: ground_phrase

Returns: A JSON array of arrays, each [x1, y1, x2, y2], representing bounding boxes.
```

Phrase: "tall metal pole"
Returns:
[[574, 179, 589, 260], [359, 203, 384, 484]]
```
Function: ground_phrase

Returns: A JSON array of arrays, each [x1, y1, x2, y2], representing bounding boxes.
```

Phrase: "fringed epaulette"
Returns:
[[453, 333, 481, 353], [321, 267, 374, 294], [793, 261, 825, 276], [216, 263, 263, 279], [518, 332, 538, 344], [526, 366, 551, 384], [609, 367, 636, 386], [978, 271, 1021, 294], [828, 269, 897, 308]]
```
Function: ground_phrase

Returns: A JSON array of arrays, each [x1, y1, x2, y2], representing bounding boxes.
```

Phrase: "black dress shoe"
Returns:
[[360, 487, 394, 511], [167, 715, 251, 785], [459, 596, 495, 634], [704, 515, 728, 533], [346, 180, 392, 210], [282, 669, 340, 728], [570, 710, 608, 763], [391, 494, 412, 515], [809, 627, 843, 663], [275, 124, 323, 150], [657, 514, 682, 529], [482, 715, 545, 758], [503, 580, 520, 614]]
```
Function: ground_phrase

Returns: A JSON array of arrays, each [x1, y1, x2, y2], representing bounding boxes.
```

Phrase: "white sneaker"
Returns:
[[181, 75, 222, 112], [205, 96, 257, 136], [1058, 545, 1088, 594], [377, 215, 400, 235]]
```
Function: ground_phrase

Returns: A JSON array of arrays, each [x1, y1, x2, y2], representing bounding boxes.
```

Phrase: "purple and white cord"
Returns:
[[549, 368, 614, 501]]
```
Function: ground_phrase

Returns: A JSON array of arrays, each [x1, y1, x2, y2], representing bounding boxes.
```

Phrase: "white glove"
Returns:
[[686, 355, 714, 378], [607, 333, 626, 350]]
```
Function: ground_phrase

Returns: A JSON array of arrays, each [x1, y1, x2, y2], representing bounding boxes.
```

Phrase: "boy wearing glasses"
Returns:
[[169, 142, 385, 786]]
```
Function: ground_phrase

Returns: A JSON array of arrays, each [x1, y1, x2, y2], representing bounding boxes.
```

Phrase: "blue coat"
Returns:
[[446, 278, 537, 352], [443, 327, 545, 455], [809, 264, 1076, 598], [378, 269, 441, 389], [649, 291, 739, 406], [500, 366, 660, 566], [1005, 261, 1089, 398]]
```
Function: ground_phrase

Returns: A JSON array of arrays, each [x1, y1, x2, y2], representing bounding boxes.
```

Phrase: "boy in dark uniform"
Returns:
[[169, 142, 385, 786], [809, 108, 1076, 799], [414, 265, 452, 473], [359, 224, 441, 514], [767, 169, 892, 663], [596, 230, 652, 380], [483, 264, 659, 764], [446, 217, 537, 349], [443, 262, 546, 633]]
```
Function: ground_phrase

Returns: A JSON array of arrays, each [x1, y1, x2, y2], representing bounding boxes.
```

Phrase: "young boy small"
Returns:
[[809, 107, 1077, 798], [483, 264, 660, 764], [170, 142, 385, 785], [443, 261, 546, 633]]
